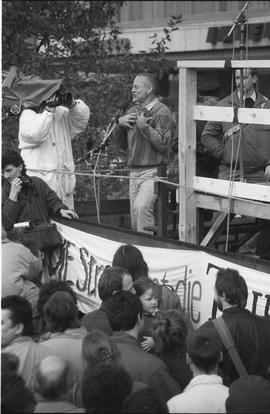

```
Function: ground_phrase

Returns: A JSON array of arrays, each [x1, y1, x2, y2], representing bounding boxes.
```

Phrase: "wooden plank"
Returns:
[[178, 68, 197, 243], [177, 60, 226, 69], [193, 176, 270, 203], [238, 108, 270, 125], [196, 193, 270, 220], [200, 212, 228, 247], [193, 105, 234, 122], [231, 60, 270, 69]]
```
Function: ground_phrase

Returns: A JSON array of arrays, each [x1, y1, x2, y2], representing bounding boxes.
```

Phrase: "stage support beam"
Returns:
[[178, 68, 197, 243]]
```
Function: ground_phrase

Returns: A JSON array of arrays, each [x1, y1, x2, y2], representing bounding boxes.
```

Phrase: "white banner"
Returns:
[[54, 222, 270, 328]]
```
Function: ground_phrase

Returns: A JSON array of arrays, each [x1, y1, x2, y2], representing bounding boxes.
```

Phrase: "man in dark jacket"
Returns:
[[106, 290, 180, 403], [201, 68, 270, 183], [199, 268, 270, 386], [201, 69, 270, 258], [2, 150, 77, 233]]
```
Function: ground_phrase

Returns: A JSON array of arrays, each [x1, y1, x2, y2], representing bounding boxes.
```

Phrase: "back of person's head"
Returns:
[[2, 149, 25, 171], [106, 291, 143, 332], [82, 330, 120, 370], [112, 244, 149, 281], [1, 295, 34, 338], [1, 352, 20, 376], [226, 375, 270, 413], [122, 386, 169, 413], [1, 370, 36, 413], [215, 268, 248, 307], [98, 266, 131, 301], [81, 363, 133, 413], [33, 355, 70, 400], [187, 328, 222, 374], [152, 309, 191, 355], [37, 279, 77, 316], [43, 291, 79, 333]]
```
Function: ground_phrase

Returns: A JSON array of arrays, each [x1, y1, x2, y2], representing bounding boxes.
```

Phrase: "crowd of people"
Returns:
[[2, 242, 270, 413]]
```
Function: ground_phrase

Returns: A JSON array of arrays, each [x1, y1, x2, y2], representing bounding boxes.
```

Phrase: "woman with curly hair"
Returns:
[[152, 309, 193, 390]]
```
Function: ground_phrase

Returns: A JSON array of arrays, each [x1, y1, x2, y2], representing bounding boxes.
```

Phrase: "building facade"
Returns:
[[116, 1, 270, 99]]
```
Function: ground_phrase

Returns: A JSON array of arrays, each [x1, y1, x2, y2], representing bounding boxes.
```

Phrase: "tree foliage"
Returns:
[[2, 0, 181, 201]]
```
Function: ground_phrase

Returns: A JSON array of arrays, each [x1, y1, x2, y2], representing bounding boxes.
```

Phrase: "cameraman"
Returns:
[[2, 150, 78, 233], [18, 88, 90, 210]]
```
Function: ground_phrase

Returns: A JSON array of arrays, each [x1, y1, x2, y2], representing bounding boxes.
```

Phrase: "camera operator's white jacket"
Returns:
[[19, 100, 90, 210]]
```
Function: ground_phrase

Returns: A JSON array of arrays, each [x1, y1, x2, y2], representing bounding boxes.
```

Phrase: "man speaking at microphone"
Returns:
[[113, 73, 174, 234]]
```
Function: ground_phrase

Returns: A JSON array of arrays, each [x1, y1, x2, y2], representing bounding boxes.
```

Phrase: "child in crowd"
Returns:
[[133, 277, 159, 352]]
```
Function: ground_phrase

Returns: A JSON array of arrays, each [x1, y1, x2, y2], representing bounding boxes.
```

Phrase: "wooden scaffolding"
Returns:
[[177, 60, 270, 247]]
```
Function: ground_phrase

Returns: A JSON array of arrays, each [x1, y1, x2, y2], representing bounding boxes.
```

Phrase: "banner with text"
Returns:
[[54, 222, 270, 328]]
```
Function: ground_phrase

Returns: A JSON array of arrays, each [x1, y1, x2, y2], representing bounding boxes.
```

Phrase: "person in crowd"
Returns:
[[2, 351, 20, 377], [2, 358, 37, 413], [113, 72, 174, 234], [105, 290, 180, 402], [200, 267, 270, 385], [33, 355, 83, 413], [2, 227, 43, 319], [133, 277, 159, 352], [82, 330, 121, 370], [112, 244, 182, 311], [37, 279, 78, 335], [122, 386, 169, 413], [39, 291, 87, 385], [81, 266, 134, 335], [167, 328, 228, 413], [18, 88, 90, 209], [201, 69, 270, 258], [81, 363, 133, 413], [2, 150, 78, 234], [225, 375, 270, 413], [1, 295, 55, 391], [152, 309, 193, 390], [73, 329, 147, 407]]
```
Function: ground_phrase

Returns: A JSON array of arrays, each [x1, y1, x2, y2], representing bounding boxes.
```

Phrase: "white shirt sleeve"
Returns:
[[19, 109, 54, 148]]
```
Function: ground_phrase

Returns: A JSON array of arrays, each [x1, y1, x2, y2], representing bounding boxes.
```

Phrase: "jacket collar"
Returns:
[[111, 331, 141, 347], [227, 90, 266, 107], [185, 374, 223, 391]]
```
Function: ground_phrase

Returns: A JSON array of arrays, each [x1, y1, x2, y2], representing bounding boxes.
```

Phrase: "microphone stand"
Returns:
[[74, 119, 118, 164], [225, 1, 249, 182]]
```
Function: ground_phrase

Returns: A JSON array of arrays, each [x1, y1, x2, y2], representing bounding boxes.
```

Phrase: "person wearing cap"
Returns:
[[226, 375, 270, 413]]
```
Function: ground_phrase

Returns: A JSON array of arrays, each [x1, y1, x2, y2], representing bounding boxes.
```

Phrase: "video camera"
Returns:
[[41, 85, 73, 108], [2, 66, 72, 118]]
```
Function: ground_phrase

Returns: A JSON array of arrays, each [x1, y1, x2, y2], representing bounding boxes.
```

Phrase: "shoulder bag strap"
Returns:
[[212, 316, 248, 377]]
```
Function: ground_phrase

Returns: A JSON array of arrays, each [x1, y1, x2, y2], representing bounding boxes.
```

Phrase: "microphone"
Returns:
[[110, 99, 131, 124]]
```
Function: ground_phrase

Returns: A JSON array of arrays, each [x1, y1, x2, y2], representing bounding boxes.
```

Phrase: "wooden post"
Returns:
[[156, 165, 168, 237], [178, 68, 197, 243]]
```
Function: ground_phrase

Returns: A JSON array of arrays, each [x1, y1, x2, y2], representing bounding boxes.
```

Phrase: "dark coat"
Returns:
[[2, 175, 66, 231], [201, 91, 270, 181], [158, 349, 193, 391], [81, 302, 113, 336], [200, 307, 270, 386], [111, 332, 180, 402]]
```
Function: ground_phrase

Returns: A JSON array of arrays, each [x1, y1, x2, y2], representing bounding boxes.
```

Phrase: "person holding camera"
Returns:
[[2, 150, 78, 236], [113, 73, 174, 233], [18, 87, 90, 210]]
